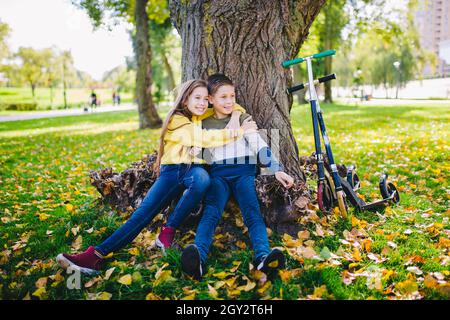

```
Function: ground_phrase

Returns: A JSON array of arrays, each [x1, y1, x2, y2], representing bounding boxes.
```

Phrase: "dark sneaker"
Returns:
[[156, 225, 175, 250], [181, 244, 203, 280], [256, 248, 286, 274], [56, 246, 103, 275]]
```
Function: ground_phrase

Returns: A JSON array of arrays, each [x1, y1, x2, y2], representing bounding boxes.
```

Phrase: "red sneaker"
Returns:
[[156, 225, 175, 250], [56, 246, 103, 275]]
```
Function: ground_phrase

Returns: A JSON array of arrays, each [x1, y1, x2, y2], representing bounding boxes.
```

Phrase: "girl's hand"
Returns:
[[275, 171, 294, 189], [241, 116, 258, 134], [189, 146, 202, 157]]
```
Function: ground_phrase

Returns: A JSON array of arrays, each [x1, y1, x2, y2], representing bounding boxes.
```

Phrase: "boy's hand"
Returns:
[[241, 116, 258, 134], [226, 110, 242, 137], [275, 171, 294, 189]]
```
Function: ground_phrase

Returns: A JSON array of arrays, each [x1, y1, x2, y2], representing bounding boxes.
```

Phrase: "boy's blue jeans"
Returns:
[[194, 164, 270, 264], [96, 164, 210, 256]]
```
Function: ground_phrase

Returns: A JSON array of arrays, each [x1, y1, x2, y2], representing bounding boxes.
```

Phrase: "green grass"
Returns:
[[0, 87, 134, 111], [0, 102, 449, 300]]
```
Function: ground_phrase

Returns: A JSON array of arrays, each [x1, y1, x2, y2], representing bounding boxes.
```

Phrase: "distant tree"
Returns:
[[14, 47, 49, 100], [0, 21, 11, 64]]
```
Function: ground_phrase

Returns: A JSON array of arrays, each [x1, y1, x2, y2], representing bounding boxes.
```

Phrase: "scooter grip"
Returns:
[[282, 57, 305, 68], [287, 83, 305, 94], [318, 73, 336, 83]]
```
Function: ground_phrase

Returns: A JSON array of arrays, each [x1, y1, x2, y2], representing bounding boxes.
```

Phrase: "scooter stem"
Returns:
[[306, 58, 318, 101]]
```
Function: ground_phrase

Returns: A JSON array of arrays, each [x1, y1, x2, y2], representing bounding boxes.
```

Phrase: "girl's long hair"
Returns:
[[154, 79, 208, 176]]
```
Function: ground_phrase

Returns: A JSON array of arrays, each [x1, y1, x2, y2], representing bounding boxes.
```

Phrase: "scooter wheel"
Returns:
[[317, 181, 334, 212], [386, 182, 400, 204]]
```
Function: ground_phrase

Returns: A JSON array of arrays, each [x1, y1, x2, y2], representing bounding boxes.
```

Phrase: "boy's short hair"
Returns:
[[207, 73, 234, 95]]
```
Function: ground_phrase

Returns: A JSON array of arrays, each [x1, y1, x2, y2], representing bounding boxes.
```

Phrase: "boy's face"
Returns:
[[209, 85, 236, 116]]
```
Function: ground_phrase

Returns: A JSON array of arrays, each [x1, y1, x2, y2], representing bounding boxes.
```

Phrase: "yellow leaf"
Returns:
[[395, 280, 418, 294], [230, 261, 241, 273], [104, 267, 116, 281], [37, 213, 50, 221], [352, 247, 362, 262], [235, 217, 244, 227], [181, 293, 196, 300], [208, 284, 219, 298], [235, 241, 246, 249], [35, 277, 48, 289], [99, 292, 112, 300], [424, 275, 438, 289], [117, 274, 132, 286], [213, 271, 228, 279], [71, 235, 83, 251], [154, 270, 176, 286], [242, 280, 256, 292], [257, 281, 272, 295], [65, 204, 74, 212], [214, 281, 226, 289], [146, 292, 161, 300], [128, 247, 140, 256], [32, 287, 47, 299], [297, 230, 310, 240], [225, 277, 237, 288], [279, 269, 293, 283], [312, 285, 328, 298]]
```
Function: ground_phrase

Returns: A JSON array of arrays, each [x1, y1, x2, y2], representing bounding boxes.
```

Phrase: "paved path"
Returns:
[[335, 98, 450, 106], [0, 103, 137, 122]]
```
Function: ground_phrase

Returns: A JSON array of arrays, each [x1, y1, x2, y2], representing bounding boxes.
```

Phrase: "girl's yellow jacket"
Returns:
[[160, 104, 246, 164]]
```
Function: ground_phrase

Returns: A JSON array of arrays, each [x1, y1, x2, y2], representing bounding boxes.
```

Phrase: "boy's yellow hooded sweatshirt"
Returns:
[[160, 104, 246, 165]]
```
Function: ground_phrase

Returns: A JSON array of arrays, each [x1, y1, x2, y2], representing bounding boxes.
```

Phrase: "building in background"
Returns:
[[415, 0, 450, 77]]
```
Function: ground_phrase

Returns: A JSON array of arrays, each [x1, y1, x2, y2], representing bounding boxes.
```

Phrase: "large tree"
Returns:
[[169, 0, 325, 179]]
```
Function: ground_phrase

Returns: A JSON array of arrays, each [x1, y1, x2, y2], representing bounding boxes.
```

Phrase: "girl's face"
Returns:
[[209, 85, 236, 116], [185, 86, 209, 116]]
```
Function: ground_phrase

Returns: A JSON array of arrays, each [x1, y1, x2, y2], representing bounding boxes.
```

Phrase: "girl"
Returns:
[[56, 79, 256, 275], [181, 74, 295, 279]]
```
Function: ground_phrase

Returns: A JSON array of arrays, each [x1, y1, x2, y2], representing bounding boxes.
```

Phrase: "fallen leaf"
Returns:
[[117, 274, 132, 286]]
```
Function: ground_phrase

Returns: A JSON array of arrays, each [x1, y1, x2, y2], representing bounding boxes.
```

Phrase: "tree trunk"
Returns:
[[169, 0, 326, 233], [161, 49, 176, 93], [170, 0, 325, 179], [135, 0, 162, 129]]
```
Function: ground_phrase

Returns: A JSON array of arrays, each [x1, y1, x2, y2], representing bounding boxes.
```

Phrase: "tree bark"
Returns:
[[135, 0, 162, 129], [169, 0, 325, 179]]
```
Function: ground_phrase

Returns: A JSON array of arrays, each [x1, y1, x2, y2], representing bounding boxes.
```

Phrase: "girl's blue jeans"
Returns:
[[194, 164, 270, 264], [95, 164, 210, 256]]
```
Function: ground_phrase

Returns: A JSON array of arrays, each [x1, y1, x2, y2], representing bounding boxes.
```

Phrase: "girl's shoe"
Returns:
[[256, 248, 285, 274], [56, 246, 103, 275], [156, 225, 175, 250], [181, 244, 204, 280]]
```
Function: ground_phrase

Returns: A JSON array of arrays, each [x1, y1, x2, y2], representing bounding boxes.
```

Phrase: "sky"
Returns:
[[0, 0, 134, 80]]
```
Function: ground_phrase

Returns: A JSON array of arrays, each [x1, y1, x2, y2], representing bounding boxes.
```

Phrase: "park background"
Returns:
[[0, 0, 449, 300]]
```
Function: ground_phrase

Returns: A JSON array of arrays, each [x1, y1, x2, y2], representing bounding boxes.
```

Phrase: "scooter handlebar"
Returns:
[[287, 73, 336, 94], [318, 73, 336, 84], [282, 50, 336, 68]]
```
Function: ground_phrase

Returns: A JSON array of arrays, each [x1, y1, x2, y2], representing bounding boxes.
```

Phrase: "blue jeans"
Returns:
[[95, 164, 210, 256], [194, 164, 270, 264]]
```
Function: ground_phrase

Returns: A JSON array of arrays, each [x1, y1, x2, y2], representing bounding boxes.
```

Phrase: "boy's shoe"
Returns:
[[155, 225, 175, 250], [256, 248, 286, 274], [181, 244, 204, 280], [56, 246, 103, 275]]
